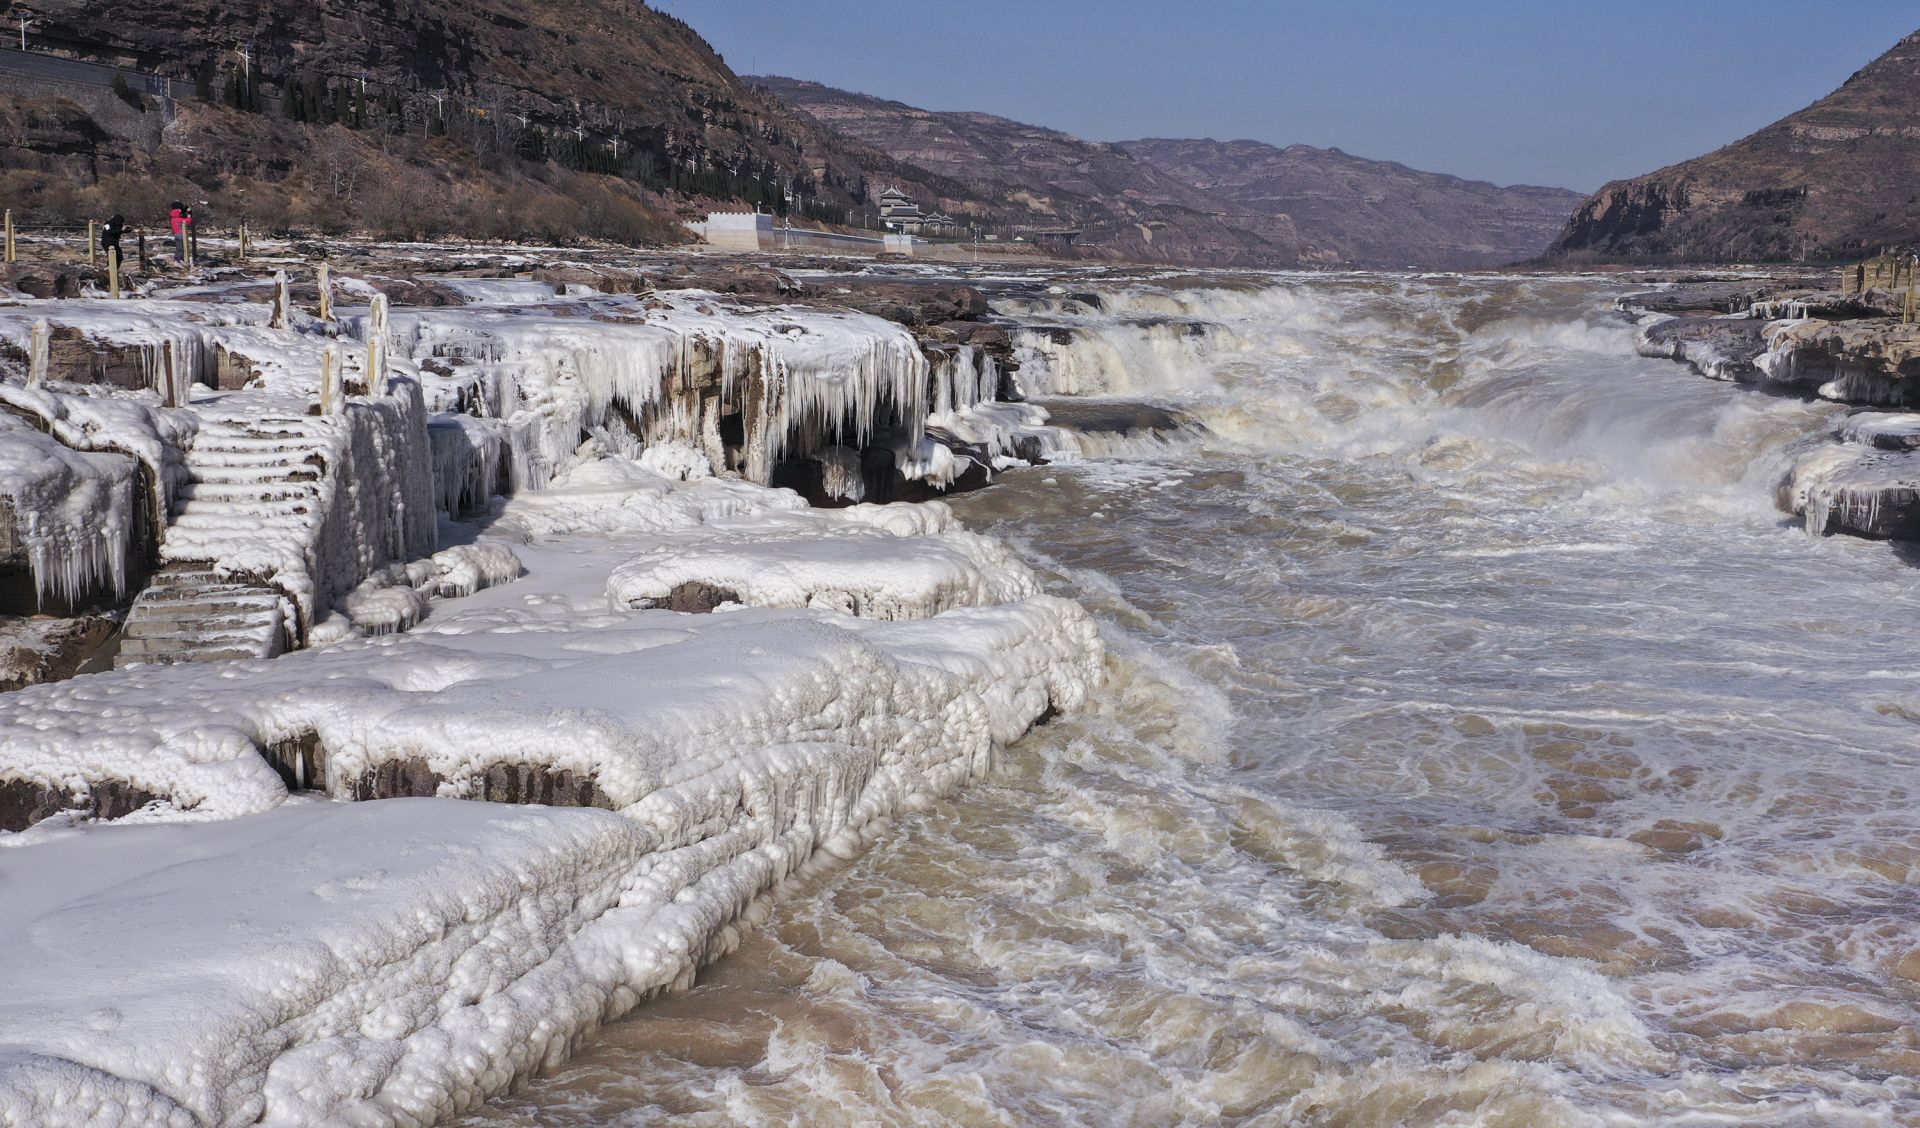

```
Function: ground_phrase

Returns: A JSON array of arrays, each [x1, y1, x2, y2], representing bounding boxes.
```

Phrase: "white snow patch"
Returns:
[[606, 524, 1038, 619]]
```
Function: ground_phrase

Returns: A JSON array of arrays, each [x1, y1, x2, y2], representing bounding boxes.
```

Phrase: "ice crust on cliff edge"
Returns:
[[0, 412, 137, 605], [0, 284, 1072, 610], [0, 457, 1103, 1125]]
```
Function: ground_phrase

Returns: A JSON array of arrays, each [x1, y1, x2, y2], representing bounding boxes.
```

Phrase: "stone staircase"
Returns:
[[114, 415, 332, 668], [115, 565, 287, 667]]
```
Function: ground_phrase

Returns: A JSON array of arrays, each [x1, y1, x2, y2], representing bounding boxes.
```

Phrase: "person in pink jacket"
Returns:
[[169, 201, 192, 262]]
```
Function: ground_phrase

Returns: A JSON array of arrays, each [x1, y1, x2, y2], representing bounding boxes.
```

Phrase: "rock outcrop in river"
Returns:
[[1624, 273, 1920, 541]]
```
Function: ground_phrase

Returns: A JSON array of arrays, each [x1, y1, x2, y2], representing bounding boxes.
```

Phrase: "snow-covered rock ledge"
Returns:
[[1779, 412, 1920, 539], [0, 475, 1103, 1124]]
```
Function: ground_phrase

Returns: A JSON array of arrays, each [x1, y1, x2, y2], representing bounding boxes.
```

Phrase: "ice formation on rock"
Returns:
[[606, 527, 1038, 619], [0, 413, 138, 605], [0, 561, 1100, 1125], [394, 291, 933, 490], [1781, 417, 1920, 539], [0, 266, 1111, 1124]]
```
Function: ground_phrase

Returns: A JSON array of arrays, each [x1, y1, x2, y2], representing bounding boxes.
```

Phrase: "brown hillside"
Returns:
[[1547, 29, 1920, 262]]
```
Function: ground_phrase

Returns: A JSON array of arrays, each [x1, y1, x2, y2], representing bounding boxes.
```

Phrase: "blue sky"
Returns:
[[665, 1, 1918, 192]]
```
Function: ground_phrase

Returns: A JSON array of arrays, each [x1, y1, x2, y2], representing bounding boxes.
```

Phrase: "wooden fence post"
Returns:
[[186, 223, 196, 269], [239, 223, 250, 261], [317, 262, 332, 321], [271, 269, 290, 329], [366, 292, 389, 395], [320, 344, 340, 415], [108, 246, 121, 299], [4, 210, 14, 263], [160, 339, 182, 407], [26, 319, 48, 388], [87, 220, 97, 268], [139, 230, 148, 272]]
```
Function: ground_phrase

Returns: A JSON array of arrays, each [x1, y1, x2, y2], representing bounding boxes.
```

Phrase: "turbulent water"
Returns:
[[463, 275, 1920, 1125]]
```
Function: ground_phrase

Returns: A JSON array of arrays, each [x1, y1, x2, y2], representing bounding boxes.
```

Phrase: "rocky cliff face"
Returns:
[[755, 77, 1305, 268], [4, 0, 992, 242], [1547, 28, 1920, 262], [1120, 138, 1586, 269]]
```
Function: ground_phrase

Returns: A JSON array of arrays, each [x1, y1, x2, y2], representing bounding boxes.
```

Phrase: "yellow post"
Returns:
[[320, 345, 340, 415], [317, 262, 332, 321], [108, 246, 120, 299], [87, 220, 97, 267], [367, 292, 388, 395], [4, 209, 14, 263], [161, 340, 180, 407]]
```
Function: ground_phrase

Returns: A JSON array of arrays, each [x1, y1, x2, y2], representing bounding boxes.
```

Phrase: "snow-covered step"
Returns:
[[171, 501, 316, 520], [131, 586, 281, 610], [174, 482, 322, 504], [185, 464, 324, 484], [194, 432, 329, 450], [184, 449, 330, 469], [114, 638, 276, 665], [114, 565, 287, 668], [167, 517, 316, 536]]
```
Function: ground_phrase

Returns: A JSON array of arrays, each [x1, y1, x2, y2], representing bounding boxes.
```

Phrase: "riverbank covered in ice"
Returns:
[[0, 252, 1128, 1124], [0, 460, 1102, 1125]]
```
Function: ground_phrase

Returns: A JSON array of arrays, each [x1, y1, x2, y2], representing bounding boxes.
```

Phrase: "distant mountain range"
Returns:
[[752, 76, 1306, 268], [756, 76, 1585, 270], [1548, 28, 1920, 262], [1120, 138, 1585, 270]]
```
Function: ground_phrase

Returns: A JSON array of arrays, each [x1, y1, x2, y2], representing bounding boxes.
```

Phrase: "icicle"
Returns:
[[817, 446, 866, 502]]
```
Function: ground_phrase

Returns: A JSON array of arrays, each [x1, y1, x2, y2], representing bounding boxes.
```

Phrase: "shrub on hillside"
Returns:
[[110, 73, 145, 113]]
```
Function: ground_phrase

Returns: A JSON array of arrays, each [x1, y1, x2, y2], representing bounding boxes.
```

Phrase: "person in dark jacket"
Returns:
[[101, 214, 125, 266], [168, 201, 191, 262]]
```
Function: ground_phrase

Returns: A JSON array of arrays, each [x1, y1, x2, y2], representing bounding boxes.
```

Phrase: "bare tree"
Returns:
[[317, 126, 365, 203]]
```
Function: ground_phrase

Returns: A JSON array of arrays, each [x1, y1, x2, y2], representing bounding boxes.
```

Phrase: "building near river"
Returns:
[[876, 187, 960, 237]]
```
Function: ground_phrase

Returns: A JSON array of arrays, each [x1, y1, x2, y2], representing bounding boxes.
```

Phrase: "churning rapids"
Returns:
[[463, 275, 1920, 1126]]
